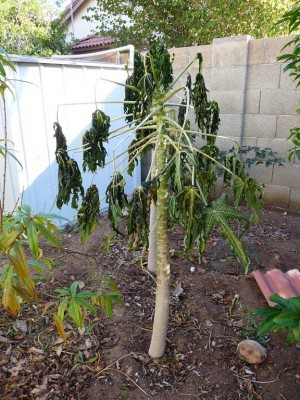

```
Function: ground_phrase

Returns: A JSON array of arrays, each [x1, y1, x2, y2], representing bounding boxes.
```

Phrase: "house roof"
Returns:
[[72, 36, 115, 52], [63, 0, 85, 23]]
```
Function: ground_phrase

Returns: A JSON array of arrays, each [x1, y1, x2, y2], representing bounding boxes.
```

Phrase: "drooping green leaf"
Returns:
[[54, 123, 84, 209], [75, 297, 97, 314], [106, 173, 128, 233], [127, 185, 148, 249], [77, 184, 100, 244], [82, 109, 111, 172], [68, 298, 83, 328], [176, 186, 204, 254], [33, 221, 60, 249], [2, 266, 20, 316], [70, 281, 80, 297], [27, 221, 39, 259], [201, 194, 250, 272], [57, 297, 68, 321]]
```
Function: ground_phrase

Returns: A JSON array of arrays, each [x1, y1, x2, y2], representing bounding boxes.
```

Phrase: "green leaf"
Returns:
[[0, 228, 23, 252], [2, 266, 20, 316], [68, 298, 83, 328], [27, 221, 39, 259], [55, 288, 71, 296], [12, 285, 31, 304], [252, 306, 280, 317], [287, 297, 300, 312], [75, 297, 97, 314], [269, 294, 289, 308], [76, 291, 99, 298], [11, 243, 29, 277], [36, 212, 69, 222], [292, 320, 300, 343], [100, 296, 113, 317], [273, 312, 299, 327], [176, 186, 204, 254], [70, 281, 80, 297], [57, 297, 68, 321], [33, 222, 60, 249], [257, 314, 278, 335], [7, 254, 26, 280], [202, 194, 250, 271], [28, 259, 50, 273]]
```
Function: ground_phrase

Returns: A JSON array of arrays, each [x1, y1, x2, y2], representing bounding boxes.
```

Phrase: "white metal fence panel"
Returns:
[[0, 56, 139, 223]]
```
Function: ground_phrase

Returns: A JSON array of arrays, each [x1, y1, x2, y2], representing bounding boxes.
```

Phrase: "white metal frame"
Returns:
[[51, 45, 135, 67]]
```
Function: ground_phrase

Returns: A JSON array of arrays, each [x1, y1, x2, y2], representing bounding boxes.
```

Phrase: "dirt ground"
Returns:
[[0, 207, 300, 400]]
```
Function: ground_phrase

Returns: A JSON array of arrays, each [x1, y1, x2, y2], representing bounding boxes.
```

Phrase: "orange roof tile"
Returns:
[[252, 269, 300, 306]]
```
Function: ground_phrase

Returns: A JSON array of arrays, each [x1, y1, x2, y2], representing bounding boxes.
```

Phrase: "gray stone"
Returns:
[[210, 90, 244, 114], [212, 35, 251, 67], [245, 90, 261, 114], [248, 38, 265, 65], [247, 64, 280, 90], [260, 90, 299, 115], [247, 164, 273, 185], [170, 47, 188, 69], [289, 188, 300, 211], [280, 63, 298, 89], [218, 114, 242, 138], [263, 184, 290, 208], [272, 164, 300, 189], [244, 114, 277, 138], [241, 137, 258, 148], [211, 66, 246, 91], [264, 36, 294, 64], [276, 115, 300, 139]]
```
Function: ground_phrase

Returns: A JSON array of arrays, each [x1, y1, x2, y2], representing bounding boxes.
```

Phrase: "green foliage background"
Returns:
[[0, 0, 71, 56], [85, 0, 295, 48]]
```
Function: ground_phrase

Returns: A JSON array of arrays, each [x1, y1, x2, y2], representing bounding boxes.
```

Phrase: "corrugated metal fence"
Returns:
[[0, 54, 140, 222]]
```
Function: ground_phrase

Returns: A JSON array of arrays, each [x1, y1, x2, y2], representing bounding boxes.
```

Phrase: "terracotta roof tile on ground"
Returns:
[[72, 36, 115, 50], [252, 268, 300, 306]]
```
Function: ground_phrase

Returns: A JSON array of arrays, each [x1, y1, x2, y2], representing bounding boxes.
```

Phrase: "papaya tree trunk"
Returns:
[[148, 113, 170, 358], [147, 154, 157, 274]]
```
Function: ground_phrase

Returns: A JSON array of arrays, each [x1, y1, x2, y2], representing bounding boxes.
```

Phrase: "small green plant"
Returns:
[[253, 294, 300, 345], [53, 278, 123, 341], [71, 351, 98, 371], [0, 205, 64, 315], [240, 314, 268, 345]]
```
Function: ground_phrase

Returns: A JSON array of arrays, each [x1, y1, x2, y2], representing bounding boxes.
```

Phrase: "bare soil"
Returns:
[[0, 208, 300, 400]]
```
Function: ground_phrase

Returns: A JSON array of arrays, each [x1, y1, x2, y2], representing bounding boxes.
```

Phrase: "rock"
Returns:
[[172, 283, 184, 298], [237, 340, 267, 364]]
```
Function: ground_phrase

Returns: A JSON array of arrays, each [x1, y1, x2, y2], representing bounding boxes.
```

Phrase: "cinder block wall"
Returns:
[[144, 35, 300, 210]]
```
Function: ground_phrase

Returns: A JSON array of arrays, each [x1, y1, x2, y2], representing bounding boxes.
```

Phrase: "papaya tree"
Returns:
[[54, 43, 263, 358]]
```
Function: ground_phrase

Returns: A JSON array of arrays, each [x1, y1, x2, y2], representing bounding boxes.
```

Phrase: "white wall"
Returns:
[[0, 56, 139, 222]]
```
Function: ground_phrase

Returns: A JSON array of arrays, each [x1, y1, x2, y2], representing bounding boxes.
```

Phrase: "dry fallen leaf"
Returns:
[[28, 347, 44, 355], [56, 346, 63, 357], [53, 337, 65, 346], [9, 359, 26, 376]]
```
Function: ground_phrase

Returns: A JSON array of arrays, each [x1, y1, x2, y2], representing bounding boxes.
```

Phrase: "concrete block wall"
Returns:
[[167, 35, 300, 211]]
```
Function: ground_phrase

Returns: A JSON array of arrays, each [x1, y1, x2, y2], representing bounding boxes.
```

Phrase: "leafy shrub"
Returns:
[[253, 294, 300, 344]]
